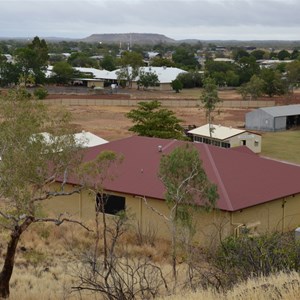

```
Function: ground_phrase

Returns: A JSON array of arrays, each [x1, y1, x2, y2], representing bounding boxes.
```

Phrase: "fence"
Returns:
[[43, 98, 276, 108]]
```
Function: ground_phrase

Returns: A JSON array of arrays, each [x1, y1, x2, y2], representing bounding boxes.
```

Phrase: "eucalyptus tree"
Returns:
[[0, 89, 88, 298], [201, 78, 221, 137], [159, 144, 218, 285]]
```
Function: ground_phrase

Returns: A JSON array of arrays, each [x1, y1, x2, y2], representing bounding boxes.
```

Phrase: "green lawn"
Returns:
[[261, 130, 300, 165]]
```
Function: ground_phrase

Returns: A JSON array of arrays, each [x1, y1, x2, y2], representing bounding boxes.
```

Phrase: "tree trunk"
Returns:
[[171, 205, 178, 291], [0, 218, 33, 298], [93, 210, 100, 275], [102, 202, 108, 270], [208, 113, 212, 138], [0, 231, 20, 298]]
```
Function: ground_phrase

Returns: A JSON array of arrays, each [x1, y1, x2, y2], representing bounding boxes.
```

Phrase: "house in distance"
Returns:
[[188, 124, 262, 153]]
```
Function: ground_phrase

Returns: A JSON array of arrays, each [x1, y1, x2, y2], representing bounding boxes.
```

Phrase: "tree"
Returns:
[[137, 70, 160, 89], [171, 79, 183, 93], [237, 56, 260, 84], [159, 144, 218, 285], [250, 50, 266, 60], [172, 46, 199, 70], [260, 68, 286, 97], [205, 60, 239, 87], [290, 49, 300, 60], [100, 54, 116, 71], [225, 70, 240, 87], [51, 61, 75, 84], [0, 89, 88, 298], [15, 36, 49, 85], [176, 71, 203, 88], [67, 52, 98, 68], [79, 151, 123, 270], [286, 60, 300, 92], [150, 57, 175, 67], [277, 49, 290, 61], [0, 61, 21, 87], [201, 78, 221, 137], [126, 100, 184, 139], [232, 48, 250, 61], [117, 51, 144, 88], [238, 75, 265, 100]]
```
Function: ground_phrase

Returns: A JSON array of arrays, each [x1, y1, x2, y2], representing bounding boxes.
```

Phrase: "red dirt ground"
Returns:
[[56, 88, 300, 141], [3, 87, 298, 141]]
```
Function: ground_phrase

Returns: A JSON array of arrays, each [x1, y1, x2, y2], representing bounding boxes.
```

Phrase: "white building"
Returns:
[[188, 124, 262, 153]]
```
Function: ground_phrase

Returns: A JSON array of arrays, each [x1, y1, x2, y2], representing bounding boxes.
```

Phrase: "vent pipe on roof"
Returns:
[[158, 145, 163, 152]]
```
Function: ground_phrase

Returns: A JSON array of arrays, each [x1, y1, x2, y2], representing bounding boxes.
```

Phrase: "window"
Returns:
[[96, 193, 125, 215], [193, 136, 203, 143], [254, 140, 259, 147], [221, 142, 230, 148], [203, 138, 212, 145], [211, 140, 220, 147]]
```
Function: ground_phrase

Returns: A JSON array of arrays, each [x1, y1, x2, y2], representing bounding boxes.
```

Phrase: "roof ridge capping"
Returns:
[[203, 144, 234, 211]]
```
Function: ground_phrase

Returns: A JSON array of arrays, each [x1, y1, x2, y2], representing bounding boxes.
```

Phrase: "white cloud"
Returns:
[[0, 0, 299, 40]]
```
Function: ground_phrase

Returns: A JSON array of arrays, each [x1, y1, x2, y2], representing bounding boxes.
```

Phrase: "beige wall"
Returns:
[[228, 132, 262, 153], [231, 194, 300, 236], [42, 185, 300, 245], [87, 81, 104, 88]]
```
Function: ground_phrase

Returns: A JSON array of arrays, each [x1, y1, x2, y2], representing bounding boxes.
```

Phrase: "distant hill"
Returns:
[[81, 33, 176, 45]]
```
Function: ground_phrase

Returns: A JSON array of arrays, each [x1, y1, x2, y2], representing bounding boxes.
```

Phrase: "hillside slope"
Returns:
[[81, 33, 176, 44]]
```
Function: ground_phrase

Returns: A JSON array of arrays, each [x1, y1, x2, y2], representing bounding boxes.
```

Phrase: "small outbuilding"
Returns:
[[246, 104, 300, 131], [188, 124, 261, 153]]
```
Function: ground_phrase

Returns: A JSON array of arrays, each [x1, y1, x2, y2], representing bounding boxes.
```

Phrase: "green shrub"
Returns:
[[171, 79, 183, 93], [34, 87, 48, 99], [211, 232, 300, 288]]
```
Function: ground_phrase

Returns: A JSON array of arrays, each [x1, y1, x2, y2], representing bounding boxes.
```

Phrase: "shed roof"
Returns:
[[74, 67, 117, 80], [111, 66, 187, 84], [260, 104, 300, 117], [188, 124, 246, 140], [47, 66, 186, 83], [39, 131, 108, 148], [74, 131, 108, 148], [139, 67, 187, 83], [65, 136, 300, 212]]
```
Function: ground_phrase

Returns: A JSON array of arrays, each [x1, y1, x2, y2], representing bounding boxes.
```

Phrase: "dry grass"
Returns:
[[0, 221, 172, 300], [60, 104, 249, 142], [3, 222, 300, 300], [161, 272, 300, 300]]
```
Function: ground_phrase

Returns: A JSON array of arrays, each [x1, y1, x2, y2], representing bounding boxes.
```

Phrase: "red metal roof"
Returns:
[[69, 136, 300, 212]]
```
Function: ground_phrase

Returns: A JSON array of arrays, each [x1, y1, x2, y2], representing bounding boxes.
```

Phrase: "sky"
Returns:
[[0, 0, 300, 41]]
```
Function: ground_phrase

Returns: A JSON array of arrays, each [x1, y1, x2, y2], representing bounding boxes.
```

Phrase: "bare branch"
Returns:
[[33, 215, 92, 232], [138, 196, 170, 223], [32, 186, 82, 203], [0, 210, 19, 223]]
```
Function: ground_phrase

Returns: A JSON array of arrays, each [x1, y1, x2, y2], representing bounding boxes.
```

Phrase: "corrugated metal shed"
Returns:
[[260, 104, 300, 117], [246, 104, 300, 131]]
